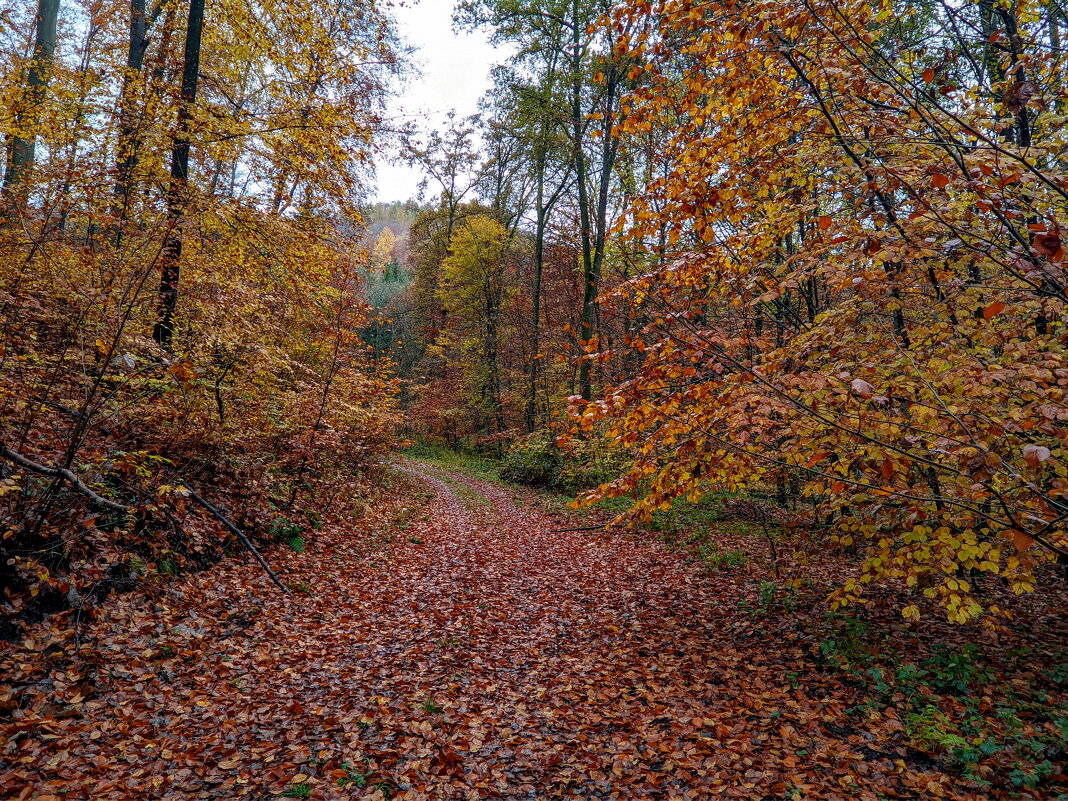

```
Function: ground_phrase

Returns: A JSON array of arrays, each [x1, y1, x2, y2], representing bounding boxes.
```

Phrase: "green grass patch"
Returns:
[[402, 441, 502, 480]]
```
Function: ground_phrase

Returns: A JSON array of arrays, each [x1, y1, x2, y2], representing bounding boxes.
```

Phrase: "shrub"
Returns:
[[501, 430, 629, 492]]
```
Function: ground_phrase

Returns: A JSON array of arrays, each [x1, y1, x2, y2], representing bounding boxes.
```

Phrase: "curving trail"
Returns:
[[2, 462, 978, 800]]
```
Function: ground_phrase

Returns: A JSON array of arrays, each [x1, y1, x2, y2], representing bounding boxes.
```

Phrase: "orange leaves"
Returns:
[[817, 215, 832, 230], [1033, 231, 1064, 261], [5, 458, 1068, 800], [982, 300, 1006, 320], [1011, 529, 1035, 553], [167, 360, 198, 383], [931, 173, 949, 189]]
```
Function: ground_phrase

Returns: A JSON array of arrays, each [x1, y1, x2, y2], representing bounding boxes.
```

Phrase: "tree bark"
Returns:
[[3, 0, 61, 194], [153, 0, 205, 348], [111, 0, 152, 239], [571, 0, 595, 401]]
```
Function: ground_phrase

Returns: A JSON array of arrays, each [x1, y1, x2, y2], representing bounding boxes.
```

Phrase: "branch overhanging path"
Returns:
[[2, 462, 986, 799]]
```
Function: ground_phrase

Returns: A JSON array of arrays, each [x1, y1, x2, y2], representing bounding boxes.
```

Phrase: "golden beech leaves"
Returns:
[[0, 0, 403, 634], [573, 0, 1068, 623]]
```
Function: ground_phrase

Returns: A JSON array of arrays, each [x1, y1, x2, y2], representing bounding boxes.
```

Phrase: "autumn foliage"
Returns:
[[0, 0, 402, 636], [569, 0, 1068, 622]]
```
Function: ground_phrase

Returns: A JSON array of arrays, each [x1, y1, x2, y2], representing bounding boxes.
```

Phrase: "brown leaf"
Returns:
[[1012, 529, 1035, 553], [1022, 443, 1050, 468], [1002, 80, 1039, 113], [850, 378, 875, 399]]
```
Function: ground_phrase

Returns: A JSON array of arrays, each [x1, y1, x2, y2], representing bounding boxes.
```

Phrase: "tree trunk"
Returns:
[[111, 0, 151, 239], [526, 160, 546, 433], [153, 0, 205, 348], [571, 0, 595, 401], [3, 0, 61, 194]]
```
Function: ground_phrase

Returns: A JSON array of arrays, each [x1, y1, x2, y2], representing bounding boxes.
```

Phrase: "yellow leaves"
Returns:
[[901, 604, 920, 621]]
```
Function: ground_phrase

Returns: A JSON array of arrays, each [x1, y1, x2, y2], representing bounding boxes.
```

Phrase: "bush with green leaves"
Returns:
[[501, 430, 630, 492]]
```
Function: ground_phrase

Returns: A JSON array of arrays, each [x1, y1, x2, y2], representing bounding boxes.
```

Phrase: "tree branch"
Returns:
[[0, 444, 288, 592], [180, 488, 289, 593], [1, 444, 129, 513]]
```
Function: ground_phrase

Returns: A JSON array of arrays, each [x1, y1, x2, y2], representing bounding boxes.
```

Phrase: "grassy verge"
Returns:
[[401, 441, 503, 481]]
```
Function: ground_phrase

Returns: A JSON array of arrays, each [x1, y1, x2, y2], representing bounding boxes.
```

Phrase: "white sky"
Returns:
[[373, 0, 510, 203]]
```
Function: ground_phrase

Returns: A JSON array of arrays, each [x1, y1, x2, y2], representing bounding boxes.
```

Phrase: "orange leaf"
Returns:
[[817, 215, 831, 230], [983, 300, 1006, 320], [880, 459, 893, 480], [922, 67, 935, 84], [931, 173, 949, 189], [1011, 529, 1034, 553]]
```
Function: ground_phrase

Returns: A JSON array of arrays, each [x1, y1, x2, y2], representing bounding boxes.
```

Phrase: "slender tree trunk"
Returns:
[[484, 277, 505, 434], [3, 0, 61, 195], [526, 161, 546, 433], [111, 0, 150, 240], [153, 0, 205, 348], [571, 0, 596, 401], [577, 56, 620, 401]]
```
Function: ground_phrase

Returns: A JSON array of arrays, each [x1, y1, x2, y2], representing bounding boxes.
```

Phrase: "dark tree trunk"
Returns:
[[571, 0, 595, 401], [3, 0, 60, 194], [111, 0, 151, 239], [153, 0, 205, 348]]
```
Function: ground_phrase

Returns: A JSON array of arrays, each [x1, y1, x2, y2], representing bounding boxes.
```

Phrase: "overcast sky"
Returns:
[[373, 0, 509, 204]]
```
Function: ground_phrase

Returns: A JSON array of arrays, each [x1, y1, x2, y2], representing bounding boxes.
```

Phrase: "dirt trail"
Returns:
[[3, 462, 974, 800]]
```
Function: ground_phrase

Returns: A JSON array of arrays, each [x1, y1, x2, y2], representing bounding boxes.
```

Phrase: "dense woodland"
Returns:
[[372, 0, 1068, 621], [1, 0, 1067, 797]]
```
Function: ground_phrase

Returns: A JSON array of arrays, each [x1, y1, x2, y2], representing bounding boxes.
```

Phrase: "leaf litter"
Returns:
[[1, 463, 1061, 800]]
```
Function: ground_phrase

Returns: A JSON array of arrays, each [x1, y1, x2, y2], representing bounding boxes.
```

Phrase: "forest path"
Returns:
[[3, 462, 972, 800]]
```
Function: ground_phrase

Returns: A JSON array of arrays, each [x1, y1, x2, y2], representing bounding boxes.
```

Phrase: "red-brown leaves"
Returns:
[[1002, 80, 1039, 114], [983, 300, 1007, 320], [1022, 443, 1051, 468], [6, 464, 1051, 799]]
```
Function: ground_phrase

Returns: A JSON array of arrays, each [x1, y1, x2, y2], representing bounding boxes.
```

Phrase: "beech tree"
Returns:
[[573, 0, 1068, 621], [3, 0, 60, 192]]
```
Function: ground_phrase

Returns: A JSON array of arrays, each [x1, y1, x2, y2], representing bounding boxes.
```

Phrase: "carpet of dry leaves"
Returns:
[[0, 462, 1060, 800]]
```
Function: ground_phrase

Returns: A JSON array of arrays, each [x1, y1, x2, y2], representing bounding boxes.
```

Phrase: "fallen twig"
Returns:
[[181, 487, 289, 593], [1, 444, 129, 513]]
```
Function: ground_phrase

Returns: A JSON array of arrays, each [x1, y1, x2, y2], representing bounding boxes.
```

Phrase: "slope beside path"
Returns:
[[3, 462, 982, 800]]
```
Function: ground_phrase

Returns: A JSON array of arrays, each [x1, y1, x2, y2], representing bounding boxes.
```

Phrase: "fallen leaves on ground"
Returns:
[[1, 464, 1062, 799]]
